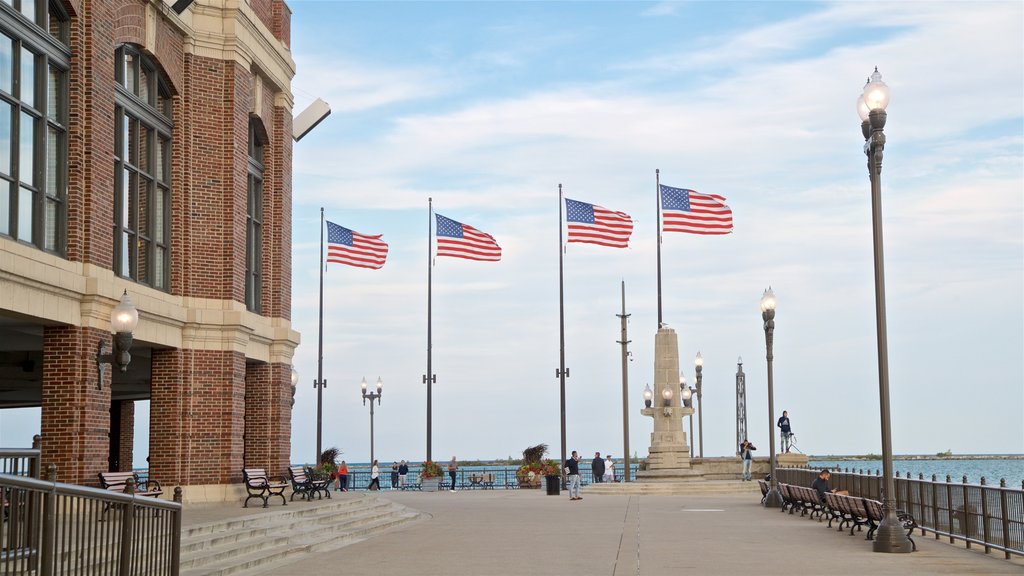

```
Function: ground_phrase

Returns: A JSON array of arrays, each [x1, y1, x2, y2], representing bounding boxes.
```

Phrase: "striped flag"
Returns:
[[660, 185, 733, 235], [435, 213, 501, 261], [565, 198, 633, 248], [326, 220, 388, 269]]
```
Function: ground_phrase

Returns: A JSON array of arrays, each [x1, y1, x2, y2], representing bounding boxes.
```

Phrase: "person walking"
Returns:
[[448, 457, 458, 492], [591, 452, 605, 483], [398, 460, 408, 489], [603, 455, 615, 483], [367, 460, 381, 491], [739, 439, 756, 481], [565, 450, 582, 500], [390, 462, 399, 489], [337, 460, 349, 491], [777, 411, 793, 453]]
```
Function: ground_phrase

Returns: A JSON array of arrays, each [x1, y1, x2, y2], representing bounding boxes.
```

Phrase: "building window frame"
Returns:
[[246, 118, 265, 313], [113, 44, 172, 290], [0, 0, 69, 253]]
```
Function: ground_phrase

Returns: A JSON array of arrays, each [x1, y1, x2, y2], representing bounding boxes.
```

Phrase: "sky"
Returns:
[[4, 1, 1021, 467]]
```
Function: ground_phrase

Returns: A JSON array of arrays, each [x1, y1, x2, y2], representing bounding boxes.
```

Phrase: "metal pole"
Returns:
[[617, 280, 631, 481], [369, 399, 375, 464], [557, 185, 568, 472], [316, 207, 325, 463], [655, 169, 663, 328], [696, 364, 703, 458], [865, 107, 912, 553], [688, 390, 695, 455], [425, 198, 434, 462], [763, 306, 782, 507]]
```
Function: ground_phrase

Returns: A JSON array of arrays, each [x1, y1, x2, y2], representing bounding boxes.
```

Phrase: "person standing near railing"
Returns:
[[337, 460, 348, 491], [398, 460, 408, 489], [448, 457, 458, 492], [591, 452, 605, 483], [777, 411, 793, 454], [565, 451, 582, 501], [603, 455, 615, 483]]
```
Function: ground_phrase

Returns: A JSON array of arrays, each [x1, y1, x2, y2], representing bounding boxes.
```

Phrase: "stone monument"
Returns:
[[637, 325, 703, 481]]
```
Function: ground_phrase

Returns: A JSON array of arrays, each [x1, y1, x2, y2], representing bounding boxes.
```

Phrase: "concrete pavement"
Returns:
[[233, 487, 1023, 575]]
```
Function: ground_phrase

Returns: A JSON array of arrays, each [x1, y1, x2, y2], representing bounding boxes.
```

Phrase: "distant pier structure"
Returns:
[[736, 357, 747, 456]]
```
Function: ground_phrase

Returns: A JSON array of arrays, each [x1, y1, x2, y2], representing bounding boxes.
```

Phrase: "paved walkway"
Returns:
[[196, 487, 1024, 575]]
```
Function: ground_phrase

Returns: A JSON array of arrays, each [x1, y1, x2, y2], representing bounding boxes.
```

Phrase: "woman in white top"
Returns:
[[368, 459, 381, 491], [603, 455, 614, 483]]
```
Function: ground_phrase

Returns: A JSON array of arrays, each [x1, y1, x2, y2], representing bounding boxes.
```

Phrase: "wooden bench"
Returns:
[[98, 471, 163, 518], [288, 466, 331, 501], [99, 472, 163, 498], [243, 468, 288, 508], [864, 498, 917, 550], [824, 492, 872, 536]]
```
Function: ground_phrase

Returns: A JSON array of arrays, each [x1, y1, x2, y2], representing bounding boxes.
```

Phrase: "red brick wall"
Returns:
[[245, 362, 293, 476], [41, 326, 111, 486], [118, 400, 135, 471], [150, 348, 247, 485], [40, 0, 294, 490]]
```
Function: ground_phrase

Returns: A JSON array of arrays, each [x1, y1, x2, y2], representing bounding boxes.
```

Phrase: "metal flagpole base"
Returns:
[[763, 487, 783, 508], [873, 515, 913, 553]]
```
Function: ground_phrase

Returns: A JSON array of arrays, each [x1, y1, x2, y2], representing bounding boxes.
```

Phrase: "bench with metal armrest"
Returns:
[[243, 468, 288, 508]]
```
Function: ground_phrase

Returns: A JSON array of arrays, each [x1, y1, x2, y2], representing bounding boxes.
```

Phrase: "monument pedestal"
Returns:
[[637, 326, 705, 483], [777, 452, 809, 468]]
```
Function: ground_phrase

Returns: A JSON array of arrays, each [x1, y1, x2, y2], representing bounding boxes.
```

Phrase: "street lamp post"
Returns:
[[96, 290, 140, 389], [694, 352, 704, 459], [680, 374, 695, 454], [761, 287, 782, 508], [858, 67, 913, 553], [360, 377, 383, 464]]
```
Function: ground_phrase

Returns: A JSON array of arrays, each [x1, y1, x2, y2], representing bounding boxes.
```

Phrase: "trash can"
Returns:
[[545, 475, 561, 496]]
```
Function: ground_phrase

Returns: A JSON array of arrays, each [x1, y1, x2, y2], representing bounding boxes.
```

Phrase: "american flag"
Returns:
[[565, 198, 633, 248], [660, 185, 733, 235], [326, 220, 388, 269], [435, 214, 501, 261]]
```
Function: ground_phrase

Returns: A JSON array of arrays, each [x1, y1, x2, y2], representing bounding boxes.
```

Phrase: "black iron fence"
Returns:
[[777, 467, 1023, 559], [1, 458, 182, 575], [329, 465, 636, 491]]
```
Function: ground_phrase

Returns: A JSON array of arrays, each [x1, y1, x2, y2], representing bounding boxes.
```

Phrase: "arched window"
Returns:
[[245, 118, 265, 312], [0, 0, 69, 252], [114, 45, 172, 290]]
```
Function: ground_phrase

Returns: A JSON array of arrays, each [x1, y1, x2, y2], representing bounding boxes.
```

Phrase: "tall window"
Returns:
[[0, 1, 69, 252], [114, 45, 171, 290], [245, 118, 264, 312]]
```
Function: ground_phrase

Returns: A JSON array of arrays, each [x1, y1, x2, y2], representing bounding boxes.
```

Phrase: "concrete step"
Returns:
[[181, 497, 394, 554], [179, 496, 423, 576]]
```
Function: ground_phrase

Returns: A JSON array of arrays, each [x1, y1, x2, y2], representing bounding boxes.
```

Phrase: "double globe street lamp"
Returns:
[[360, 377, 383, 464], [858, 68, 912, 554]]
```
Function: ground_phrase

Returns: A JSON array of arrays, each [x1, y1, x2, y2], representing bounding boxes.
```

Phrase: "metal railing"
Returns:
[[777, 467, 1023, 559], [1, 464, 183, 575], [0, 436, 41, 479], [329, 464, 638, 491]]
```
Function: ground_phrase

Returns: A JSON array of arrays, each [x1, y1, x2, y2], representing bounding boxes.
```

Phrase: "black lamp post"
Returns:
[[96, 290, 139, 389], [858, 68, 913, 553], [694, 352, 704, 459], [360, 377, 383, 464], [761, 287, 782, 508]]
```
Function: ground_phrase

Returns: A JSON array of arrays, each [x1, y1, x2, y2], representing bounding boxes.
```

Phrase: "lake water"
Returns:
[[807, 457, 1023, 487]]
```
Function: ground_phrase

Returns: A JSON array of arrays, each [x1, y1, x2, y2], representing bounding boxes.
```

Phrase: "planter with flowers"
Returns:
[[419, 460, 444, 492], [515, 444, 560, 489]]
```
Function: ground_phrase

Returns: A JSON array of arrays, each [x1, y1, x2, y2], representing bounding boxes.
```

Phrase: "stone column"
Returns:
[[637, 326, 701, 481]]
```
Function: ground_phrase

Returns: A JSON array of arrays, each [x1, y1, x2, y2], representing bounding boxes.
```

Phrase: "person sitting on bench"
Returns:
[[811, 469, 848, 502]]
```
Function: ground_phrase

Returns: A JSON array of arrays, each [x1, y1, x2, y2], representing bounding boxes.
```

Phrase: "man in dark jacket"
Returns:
[[591, 452, 605, 483]]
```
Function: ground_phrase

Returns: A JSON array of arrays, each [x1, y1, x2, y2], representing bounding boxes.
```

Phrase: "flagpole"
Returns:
[[656, 169, 663, 328], [424, 198, 435, 462], [557, 185, 568, 473], [316, 207, 326, 463]]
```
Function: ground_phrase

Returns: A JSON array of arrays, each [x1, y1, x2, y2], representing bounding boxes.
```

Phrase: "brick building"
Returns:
[[0, 0, 298, 499]]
